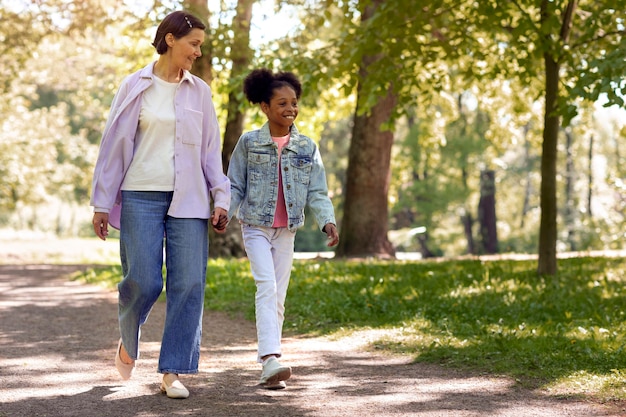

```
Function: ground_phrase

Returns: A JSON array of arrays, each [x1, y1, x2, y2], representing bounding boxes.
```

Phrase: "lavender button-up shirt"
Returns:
[[90, 62, 230, 229]]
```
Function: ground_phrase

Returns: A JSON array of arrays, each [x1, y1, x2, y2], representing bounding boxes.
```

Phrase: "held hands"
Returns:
[[93, 212, 109, 241], [211, 207, 229, 234], [93, 210, 228, 239], [323, 223, 339, 247]]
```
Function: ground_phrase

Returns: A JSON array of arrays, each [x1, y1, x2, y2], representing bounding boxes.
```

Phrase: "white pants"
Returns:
[[241, 224, 296, 362]]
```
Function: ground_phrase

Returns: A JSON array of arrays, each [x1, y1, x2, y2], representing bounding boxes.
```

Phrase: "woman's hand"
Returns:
[[93, 212, 109, 240]]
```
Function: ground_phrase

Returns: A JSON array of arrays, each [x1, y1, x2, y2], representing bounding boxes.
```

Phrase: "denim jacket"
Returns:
[[228, 123, 336, 232]]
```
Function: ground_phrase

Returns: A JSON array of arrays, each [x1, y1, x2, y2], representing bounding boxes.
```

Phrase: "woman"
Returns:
[[90, 11, 230, 399], [227, 68, 339, 389]]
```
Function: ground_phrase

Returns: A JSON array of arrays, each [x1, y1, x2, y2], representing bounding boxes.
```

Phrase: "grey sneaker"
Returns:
[[259, 357, 291, 385]]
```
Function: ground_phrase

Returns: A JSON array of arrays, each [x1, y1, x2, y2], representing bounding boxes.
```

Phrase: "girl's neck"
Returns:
[[269, 125, 290, 137]]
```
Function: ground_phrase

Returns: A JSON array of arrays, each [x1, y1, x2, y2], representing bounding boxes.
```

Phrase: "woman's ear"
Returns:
[[165, 33, 175, 48]]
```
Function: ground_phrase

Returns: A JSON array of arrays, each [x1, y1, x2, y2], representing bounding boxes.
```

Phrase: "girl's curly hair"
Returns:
[[243, 68, 302, 104]]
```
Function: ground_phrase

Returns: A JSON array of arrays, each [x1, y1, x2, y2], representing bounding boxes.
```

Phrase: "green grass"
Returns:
[[74, 256, 626, 401]]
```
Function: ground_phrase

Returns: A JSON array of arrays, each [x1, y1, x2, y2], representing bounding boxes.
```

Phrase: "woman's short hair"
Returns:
[[152, 11, 206, 55]]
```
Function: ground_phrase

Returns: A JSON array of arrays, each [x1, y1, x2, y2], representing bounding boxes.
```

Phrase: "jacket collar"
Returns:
[[139, 61, 196, 85], [259, 122, 302, 146]]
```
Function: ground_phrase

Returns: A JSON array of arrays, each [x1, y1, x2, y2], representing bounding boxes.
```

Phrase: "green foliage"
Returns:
[[293, 256, 626, 396], [74, 264, 123, 287], [0, 1, 159, 231], [204, 258, 256, 313], [189, 255, 610, 394], [1, 0, 625, 259], [284, 256, 626, 397], [293, 207, 336, 252], [75, 255, 626, 399], [391, 100, 492, 229], [0, 6, 46, 92]]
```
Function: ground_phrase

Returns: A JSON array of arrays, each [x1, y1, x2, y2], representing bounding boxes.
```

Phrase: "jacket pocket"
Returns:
[[289, 155, 312, 184], [248, 152, 271, 181]]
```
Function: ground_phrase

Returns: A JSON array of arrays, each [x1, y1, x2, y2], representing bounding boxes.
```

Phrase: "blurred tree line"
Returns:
[[0, 0, 624, 274]]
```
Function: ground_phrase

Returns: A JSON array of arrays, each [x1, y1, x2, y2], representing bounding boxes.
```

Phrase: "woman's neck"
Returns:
[[153, 58, 182, 83]]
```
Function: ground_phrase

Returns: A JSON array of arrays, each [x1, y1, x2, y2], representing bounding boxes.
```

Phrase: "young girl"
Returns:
[[227, 68, 339, 389]]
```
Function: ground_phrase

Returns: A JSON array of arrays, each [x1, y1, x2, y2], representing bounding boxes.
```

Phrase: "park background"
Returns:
[[0, 0, 624, 272], [1, 0, 626, 407]]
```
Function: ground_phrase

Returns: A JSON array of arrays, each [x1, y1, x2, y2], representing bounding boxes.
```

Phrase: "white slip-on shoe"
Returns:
[[115, 339, 135, 380], [259, 357, 291, 386], [160, 374, 190, 399]]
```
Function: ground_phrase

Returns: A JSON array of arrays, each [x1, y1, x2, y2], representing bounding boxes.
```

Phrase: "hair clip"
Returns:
[[184, 15, 193, 28]]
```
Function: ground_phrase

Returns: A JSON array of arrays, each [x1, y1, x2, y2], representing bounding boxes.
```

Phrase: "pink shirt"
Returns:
[[271, 134, 290, 228]]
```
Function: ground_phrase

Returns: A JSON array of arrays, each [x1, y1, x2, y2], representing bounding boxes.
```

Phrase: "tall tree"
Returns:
[[294, 0, 623, 265], [183, 0, 253, 257], [491, 1, 624, 274], [335, 0, 397, 258], [221, 0, 255, 172], [535, 0, 575, 275]]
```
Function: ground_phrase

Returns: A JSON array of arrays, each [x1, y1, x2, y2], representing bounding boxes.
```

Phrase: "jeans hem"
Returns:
[[158, 369, 199, 375]]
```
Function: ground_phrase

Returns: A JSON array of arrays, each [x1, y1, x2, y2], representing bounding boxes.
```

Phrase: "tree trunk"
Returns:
[[336, 93, 396, 258], [564, 129, 576, 250], [537, 49, 559, 275], [335, 0, 396, 259], [455, 94, 476, 255], [417, 231, 435, 259], [478, 169, 498, 254], [185, 0, 250, 258], [520, 123, 531, 229], [587, 133, 594, 217], [461, 211, 475, 255], [215, 0, 255, 258], [537, 0, 576, 275], [221, 0, 255, 173]]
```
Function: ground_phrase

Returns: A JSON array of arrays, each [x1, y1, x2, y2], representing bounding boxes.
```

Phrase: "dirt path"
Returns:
[[0, 264, 622, 417]]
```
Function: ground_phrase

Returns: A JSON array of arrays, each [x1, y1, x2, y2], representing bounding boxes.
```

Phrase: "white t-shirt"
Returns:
[[121, 76, 177, 191]]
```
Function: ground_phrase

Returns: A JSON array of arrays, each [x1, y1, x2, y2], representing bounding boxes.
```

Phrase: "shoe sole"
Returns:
[[263, 381, 286, 390], [160, 383, 190, 399], [261, 367, 291, 385]]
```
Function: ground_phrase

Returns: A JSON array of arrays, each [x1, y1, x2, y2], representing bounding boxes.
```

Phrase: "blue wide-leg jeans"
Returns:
[[118, 191, 208, 374]]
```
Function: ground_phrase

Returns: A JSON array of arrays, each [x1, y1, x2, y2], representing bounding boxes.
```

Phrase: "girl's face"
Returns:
[[262, 86, 298, 135], [168, 28, 204, 71]]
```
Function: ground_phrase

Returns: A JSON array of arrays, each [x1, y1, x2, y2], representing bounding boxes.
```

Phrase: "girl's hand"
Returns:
[[211, 208, 229, 234], [323, 223, 339, 247]]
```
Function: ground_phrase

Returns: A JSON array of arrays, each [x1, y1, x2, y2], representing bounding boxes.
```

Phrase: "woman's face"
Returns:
[[262, 86, 299, 135], [169, 28, 204, 71]]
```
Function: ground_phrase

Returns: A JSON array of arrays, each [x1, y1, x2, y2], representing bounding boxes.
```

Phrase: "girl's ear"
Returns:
[[260, 102, 270, 115]]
